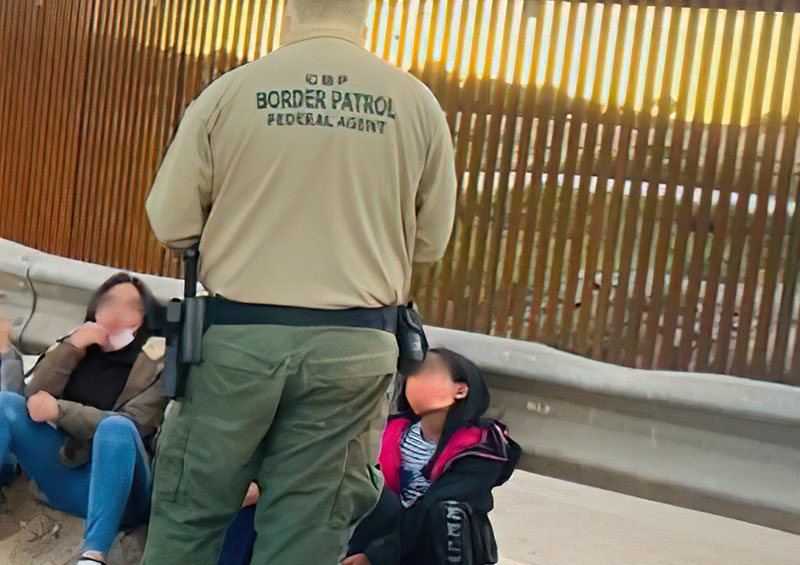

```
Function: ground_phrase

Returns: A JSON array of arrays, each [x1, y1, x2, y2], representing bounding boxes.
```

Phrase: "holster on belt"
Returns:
[[162, 248, 204, 398]]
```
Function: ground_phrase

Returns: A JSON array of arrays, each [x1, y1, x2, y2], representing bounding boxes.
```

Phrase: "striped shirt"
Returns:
[[399, 422, 438, 508]]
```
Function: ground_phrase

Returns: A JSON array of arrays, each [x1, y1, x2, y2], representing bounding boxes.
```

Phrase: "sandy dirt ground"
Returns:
[[0, 477, 143, 565], [0, 471, 798, 564]]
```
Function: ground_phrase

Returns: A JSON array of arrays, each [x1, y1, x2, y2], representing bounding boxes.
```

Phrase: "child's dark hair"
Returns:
[[429, 347, 489, 427], [428, 348, 470, 384], [84, 273, 158, 332], [396, 347, 481, 419]]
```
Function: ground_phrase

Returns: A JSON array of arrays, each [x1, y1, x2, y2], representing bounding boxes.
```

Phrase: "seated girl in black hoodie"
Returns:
[[342, 348, 521, 565]]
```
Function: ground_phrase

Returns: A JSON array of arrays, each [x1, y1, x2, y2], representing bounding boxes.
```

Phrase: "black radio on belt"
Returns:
[[396, 302, 428, 375]]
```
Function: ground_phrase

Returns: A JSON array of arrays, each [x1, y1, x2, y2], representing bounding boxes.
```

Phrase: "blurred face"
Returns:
[[94, 283, 145, 332], [404, 353, 468, 417]]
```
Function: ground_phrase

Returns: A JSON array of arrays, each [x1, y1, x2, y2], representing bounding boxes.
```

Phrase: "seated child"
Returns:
[[342, 348, 521, 565], [218, 481, 260, 565]]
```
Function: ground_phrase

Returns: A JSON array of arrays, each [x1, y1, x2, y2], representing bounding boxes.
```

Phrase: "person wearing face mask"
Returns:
[[0, 273, 167, 565], [342, 349, 521, 565]]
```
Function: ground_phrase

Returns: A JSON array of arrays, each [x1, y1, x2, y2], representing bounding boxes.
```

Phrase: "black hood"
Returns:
[[434, 348, 491, 437], [392, 347, 492, 441]]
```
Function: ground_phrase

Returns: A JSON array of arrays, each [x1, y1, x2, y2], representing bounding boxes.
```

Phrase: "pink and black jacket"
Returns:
[[347, 348, 521, 565], [377, 417, 516, 498]]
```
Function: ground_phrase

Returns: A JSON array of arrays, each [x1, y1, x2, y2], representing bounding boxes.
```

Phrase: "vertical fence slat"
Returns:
[[116, 1, 152, 271], [569, 2, 614, 352], [766, 17, 800, 382], [593, 1, 650, 361], [129, 0, 165, 273], [252, 0, 270, 58], [656, 7, 719, 369], [0, 1, 14, 211], [575, 2, 634, 354], [713, 7, 776, 374], [3, 1, 28, 234], [611, 2, 667, 365], [12, 3, 46, 243], [69, 0, 109, 262], [8, 2, 32, 240], [144, 0, 182, 274], [480, 1, 530, 335], [674, 7, 736, 369], [41, 0, 74, 256], [579, 1, 631, 354], [430, 0, 488, 326], [536, 1, 584, 344], [622, 3, 682, 367], [100, 2, 139, 268], [119, 0, 149, 270], [31, 0, 65, 252], [507, 0, 567, 338], [493, 3, 548, 337], [0, 0, 14, 232], [733, 9, 794, 374], [524, 1, 577, 341], [95, 1, 131, 266], [465, 0, 517, 331], [265, 0, 281, 54], [556, 2, 599, 348], [393, 0, 411, 67], [641, 5, 701, 366], [415, 0, 463, 321], [55, 0, 93, 259], [449, 0, 502, 330], [84, 1, 126, 266], [695, 8, 755, 371], [27, 2, 63, 251]]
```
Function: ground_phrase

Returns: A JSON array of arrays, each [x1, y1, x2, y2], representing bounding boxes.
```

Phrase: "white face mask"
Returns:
[[102, 328, 137, 352]]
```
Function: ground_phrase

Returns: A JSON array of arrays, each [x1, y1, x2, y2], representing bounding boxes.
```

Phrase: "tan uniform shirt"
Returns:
[[146, 33, 456, 308]]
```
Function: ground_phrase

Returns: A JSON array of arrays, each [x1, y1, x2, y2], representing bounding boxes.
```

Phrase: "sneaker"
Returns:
[[76, 550, 106, 564]]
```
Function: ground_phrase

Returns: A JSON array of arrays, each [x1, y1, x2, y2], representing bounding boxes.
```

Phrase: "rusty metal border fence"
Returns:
[[1, 0, 799, 383]]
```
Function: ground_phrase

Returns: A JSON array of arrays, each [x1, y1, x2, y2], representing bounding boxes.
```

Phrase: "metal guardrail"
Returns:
[[1, 238, 799, 534]]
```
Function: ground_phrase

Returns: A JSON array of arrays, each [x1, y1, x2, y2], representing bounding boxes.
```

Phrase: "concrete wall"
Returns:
[[2, 238, 799, 533]]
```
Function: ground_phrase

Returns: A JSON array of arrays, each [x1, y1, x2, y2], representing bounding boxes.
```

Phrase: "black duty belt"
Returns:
[[204, 296, 399, 334]]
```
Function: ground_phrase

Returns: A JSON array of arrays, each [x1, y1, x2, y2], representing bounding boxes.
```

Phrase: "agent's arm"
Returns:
[[145, 96, 215, 250], [413, 94, 457, 265]]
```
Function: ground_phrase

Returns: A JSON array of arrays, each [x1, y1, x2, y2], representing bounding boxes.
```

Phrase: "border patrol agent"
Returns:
[[141, 0, 456, 563]]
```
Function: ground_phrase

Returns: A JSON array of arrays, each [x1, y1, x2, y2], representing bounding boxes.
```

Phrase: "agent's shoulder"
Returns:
[[368, 54, 437, 100]]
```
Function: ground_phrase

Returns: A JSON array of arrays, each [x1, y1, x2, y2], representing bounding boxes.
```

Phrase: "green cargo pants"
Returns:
[[141, 324, 398, 564]]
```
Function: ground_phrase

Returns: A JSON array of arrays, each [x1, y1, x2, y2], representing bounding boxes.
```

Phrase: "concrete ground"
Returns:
[[491, 471, 800, 564], [0, 471, 798, 564]]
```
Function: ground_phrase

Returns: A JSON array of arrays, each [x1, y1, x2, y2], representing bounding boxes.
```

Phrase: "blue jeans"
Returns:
[[0, 391, 151, 554]]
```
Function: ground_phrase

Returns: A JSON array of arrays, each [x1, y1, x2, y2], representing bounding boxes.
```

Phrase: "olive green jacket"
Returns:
[[25, 337, 167, 466]]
